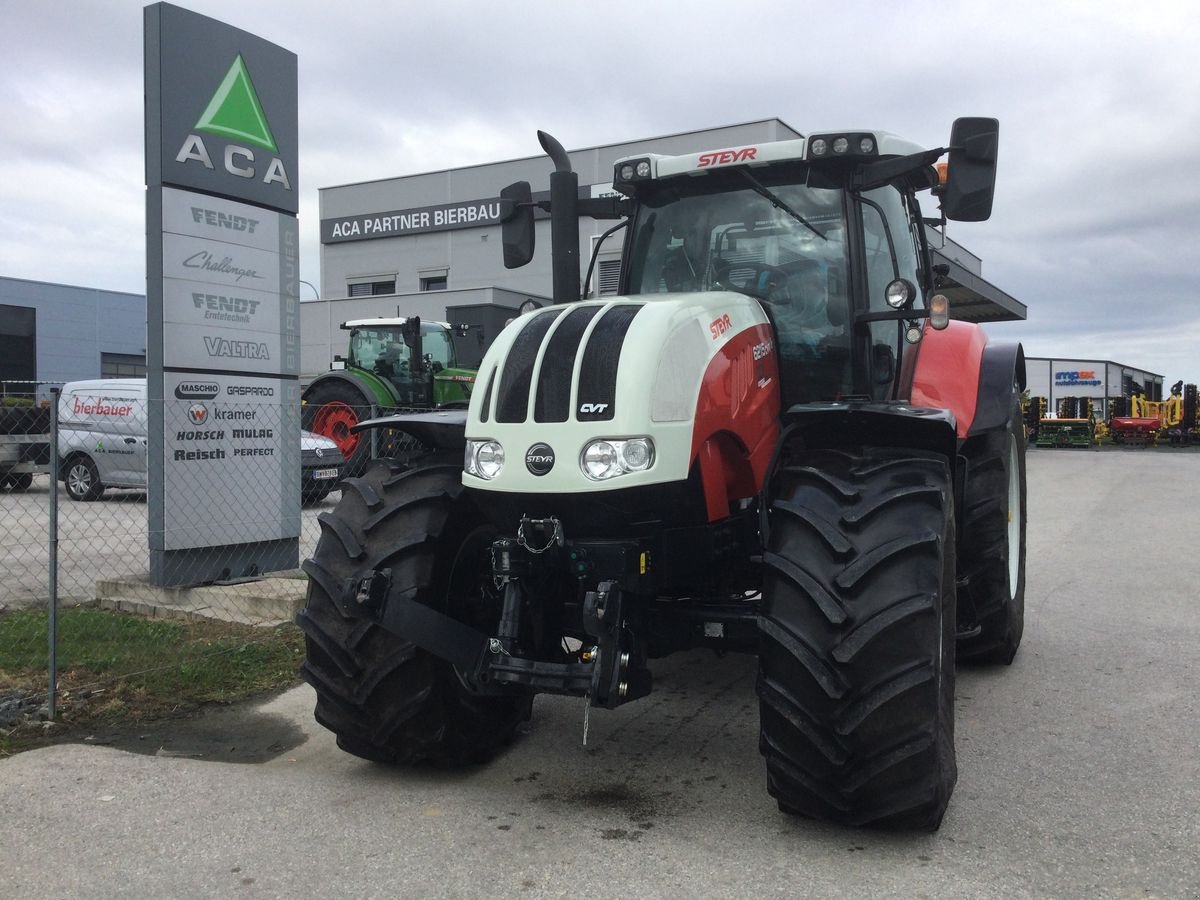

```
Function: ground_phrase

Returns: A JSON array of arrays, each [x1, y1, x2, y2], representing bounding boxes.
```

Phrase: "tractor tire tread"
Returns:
[[298, 461, 529, 767], [758, 447, 957, 830]]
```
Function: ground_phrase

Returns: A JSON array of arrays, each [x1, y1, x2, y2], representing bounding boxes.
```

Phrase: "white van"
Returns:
[[58, 379, 147, 498], [57, 379, 344, 503]]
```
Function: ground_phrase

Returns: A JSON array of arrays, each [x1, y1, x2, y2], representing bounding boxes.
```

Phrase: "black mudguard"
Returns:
[[766, 402, 961, 544], [353, 410, 468, 450], [968, 342, 1025, 438], [779, 401, 959, 461]]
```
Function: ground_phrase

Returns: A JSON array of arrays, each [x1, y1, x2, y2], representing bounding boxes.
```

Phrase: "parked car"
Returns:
[[56, 379, 344, 502], [300, 429, 344, 503]]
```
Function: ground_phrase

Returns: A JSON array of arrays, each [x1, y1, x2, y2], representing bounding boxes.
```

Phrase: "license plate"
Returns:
[[311, 468, 340, 480]]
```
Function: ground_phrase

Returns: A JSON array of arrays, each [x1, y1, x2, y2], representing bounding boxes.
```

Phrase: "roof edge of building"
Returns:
[[0, 275, 144, 299]]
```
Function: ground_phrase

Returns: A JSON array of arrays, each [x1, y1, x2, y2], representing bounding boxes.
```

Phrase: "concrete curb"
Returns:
[[94, 573, 307, 627]]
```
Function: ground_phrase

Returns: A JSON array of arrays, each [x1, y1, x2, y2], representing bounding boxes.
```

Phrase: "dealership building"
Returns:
[[1025, 357, 1163, 418], [304, 118, 1028, 379], [0, 276, 146, 398]]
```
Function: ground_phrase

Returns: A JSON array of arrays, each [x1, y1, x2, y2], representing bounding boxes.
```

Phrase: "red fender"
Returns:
[[690, 324, 782, 521], [909, 320, 989, 440]]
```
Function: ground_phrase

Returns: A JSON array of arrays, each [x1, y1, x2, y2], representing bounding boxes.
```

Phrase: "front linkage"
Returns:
[[342, 514, 691, 710]]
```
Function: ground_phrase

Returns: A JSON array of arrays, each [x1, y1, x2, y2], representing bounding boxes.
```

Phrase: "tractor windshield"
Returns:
[[625, 171, 852, 402], [350, 323, 455, 372]]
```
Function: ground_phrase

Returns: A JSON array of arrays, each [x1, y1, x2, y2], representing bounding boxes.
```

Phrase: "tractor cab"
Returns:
[[611, 126, 994, 407], [620, 160, 854, 405], [342, 317, 463, 408], [501, 121, 998, 408]]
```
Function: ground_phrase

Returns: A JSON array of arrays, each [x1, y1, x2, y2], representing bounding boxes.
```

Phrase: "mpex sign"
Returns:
[[1055, 369, 1102, 387], [146, 3, 297, 213]]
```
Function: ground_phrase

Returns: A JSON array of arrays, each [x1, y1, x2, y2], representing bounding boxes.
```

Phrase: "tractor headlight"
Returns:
[[581, 438, 655, 481], [885, 278, 916, 309], [807, 133, 880, 160], [465, 439, 505, 480], [615, 157, 653, 185]]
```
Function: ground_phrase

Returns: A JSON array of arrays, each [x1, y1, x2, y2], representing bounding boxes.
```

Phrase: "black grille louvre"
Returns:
[[534, 306, 601, 422], [478, 364, 497, 423], [577, 304, 643, 421], [496, 309, 564, 423]]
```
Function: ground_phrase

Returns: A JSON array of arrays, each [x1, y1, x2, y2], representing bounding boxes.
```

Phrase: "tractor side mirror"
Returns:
[[501, 181, 535, 269], [942, 117, 999, 222]]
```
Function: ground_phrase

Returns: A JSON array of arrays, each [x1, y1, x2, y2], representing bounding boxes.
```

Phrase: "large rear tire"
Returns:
[[757, 448, 957, 830], [302, 380, 375, 477], [297, 459, 531, 766], [957, 391, 1027, 664]]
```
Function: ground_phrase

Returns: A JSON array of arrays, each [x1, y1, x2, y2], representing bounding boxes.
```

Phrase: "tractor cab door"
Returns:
[[855, 185, 925, 401]]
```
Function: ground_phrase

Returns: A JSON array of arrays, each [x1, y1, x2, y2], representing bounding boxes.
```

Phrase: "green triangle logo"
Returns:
[[194, 55, 277, 152]]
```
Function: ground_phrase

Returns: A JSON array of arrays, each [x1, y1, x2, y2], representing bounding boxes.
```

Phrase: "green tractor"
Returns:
[[301, 317, 476, 474]]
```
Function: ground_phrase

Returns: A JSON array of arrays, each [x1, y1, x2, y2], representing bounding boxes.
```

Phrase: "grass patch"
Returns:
[[0, 607, 304, 756]]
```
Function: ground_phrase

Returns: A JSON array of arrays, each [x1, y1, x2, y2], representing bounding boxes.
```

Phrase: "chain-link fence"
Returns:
[[0, 382, 360, 738]]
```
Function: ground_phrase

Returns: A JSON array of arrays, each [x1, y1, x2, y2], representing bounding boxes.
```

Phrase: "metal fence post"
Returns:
[[47, 387, 60, 721]]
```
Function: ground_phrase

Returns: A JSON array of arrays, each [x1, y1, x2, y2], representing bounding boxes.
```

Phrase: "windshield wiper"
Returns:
[[735, 169, 827, 241]]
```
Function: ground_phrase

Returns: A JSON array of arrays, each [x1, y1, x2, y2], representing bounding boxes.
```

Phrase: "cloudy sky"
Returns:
[[4, 0, 1199, 385]]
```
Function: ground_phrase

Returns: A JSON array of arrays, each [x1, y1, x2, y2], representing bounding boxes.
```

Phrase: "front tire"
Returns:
[[297, 459, 531, 766], [957, 391, 1027, 664], [757, 448, 957, 830], [63, 455, 103, 501]]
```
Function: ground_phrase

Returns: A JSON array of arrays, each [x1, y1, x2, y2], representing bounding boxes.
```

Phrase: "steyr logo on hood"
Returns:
[[175, 55, 292, 190], [525, 443, 555, 476]]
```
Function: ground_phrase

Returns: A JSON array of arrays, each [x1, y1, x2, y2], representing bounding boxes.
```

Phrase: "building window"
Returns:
[[101, 352, 146, 378], [0, 304, 37, 385], [418, 267, 449, 292], [348, 279, 396, 297]]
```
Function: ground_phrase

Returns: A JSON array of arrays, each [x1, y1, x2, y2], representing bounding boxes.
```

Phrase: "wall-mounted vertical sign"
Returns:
[[145, 2, 299, 586]]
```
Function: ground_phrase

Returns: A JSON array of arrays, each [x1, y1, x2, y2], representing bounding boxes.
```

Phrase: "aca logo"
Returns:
[[175, 55, 291, 190]]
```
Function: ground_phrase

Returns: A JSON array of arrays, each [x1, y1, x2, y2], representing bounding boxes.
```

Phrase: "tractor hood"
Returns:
[[464, 292, 780, 494]]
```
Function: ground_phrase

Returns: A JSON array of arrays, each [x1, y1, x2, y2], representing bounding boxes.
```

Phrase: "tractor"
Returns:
[[300, 316, 476, 474], [298, 118, 1026, 830]]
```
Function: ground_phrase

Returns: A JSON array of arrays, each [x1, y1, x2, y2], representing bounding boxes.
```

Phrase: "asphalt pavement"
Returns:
[[1, 447, 1198, 899]]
